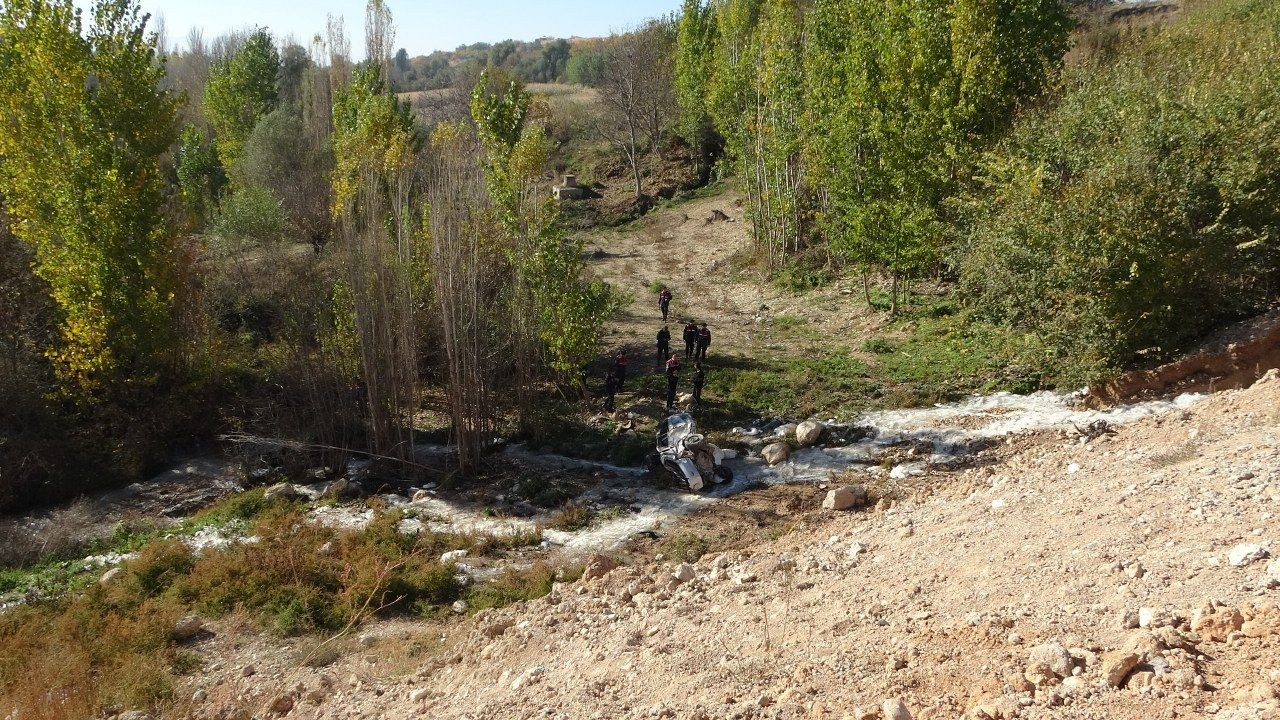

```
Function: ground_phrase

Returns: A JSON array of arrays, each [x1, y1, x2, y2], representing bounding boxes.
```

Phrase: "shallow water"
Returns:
[[5, 389, 1206, 578]]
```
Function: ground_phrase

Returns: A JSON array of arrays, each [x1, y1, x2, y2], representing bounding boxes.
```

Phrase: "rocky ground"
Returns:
[[169, 369, 1280, 720]]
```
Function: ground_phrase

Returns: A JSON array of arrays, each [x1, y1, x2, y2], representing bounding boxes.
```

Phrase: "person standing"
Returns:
[[656, 325, 671, 363], [695, 323, 712, 361], [613, 349, 629, 390], [691, 362, 706, 411], [664, 353, 682, 412], [658, 286, 673, 321], [603, 368, 618, 412], [683, 321, 698, 359]]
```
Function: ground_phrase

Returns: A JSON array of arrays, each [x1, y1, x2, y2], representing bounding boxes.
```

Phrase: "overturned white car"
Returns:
[[652, 413, 734, 491]]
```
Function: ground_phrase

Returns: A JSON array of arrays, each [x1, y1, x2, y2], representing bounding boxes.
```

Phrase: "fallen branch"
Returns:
[[218, 432, 450, 476]]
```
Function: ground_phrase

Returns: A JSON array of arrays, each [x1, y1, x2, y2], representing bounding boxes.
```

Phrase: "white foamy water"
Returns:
[[326, 390, 1208, 558], [7, 389, 1205, 598]]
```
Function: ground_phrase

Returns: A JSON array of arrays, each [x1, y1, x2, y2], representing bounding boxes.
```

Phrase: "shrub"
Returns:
[[957, 0, 1280, 381], [551, 502, 594, 531], [465, 563, 566, 612], [212, 184, 292, 246]]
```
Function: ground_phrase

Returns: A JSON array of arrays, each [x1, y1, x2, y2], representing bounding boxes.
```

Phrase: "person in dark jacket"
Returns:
[[613, 350, 629, 390], [682, 321, 698, 359], [658, 286, 673, 321], [656, 325, 671, 363], [695, 323, 711, 361], [691, 362, 706, 410], [603, 368, 618, 412], [664, 353, 681, 412]]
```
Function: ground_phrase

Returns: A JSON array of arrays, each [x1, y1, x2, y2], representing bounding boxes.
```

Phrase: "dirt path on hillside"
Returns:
[[582, 188, 887, 379]]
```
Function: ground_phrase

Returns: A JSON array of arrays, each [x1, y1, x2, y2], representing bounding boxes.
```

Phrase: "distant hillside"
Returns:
[[392, 35, 607, 91]]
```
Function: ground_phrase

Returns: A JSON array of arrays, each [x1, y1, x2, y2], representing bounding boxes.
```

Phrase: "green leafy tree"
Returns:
[[541, 38, 570, 82], [212, 184, 291, 247], [675, 0, 719, 170], [958, 0, 1280, 380], [330, 61, 423, 459], [176, 123, 224, 224], [471, 73, 615, 399], [205, 28, 280, 167], [0, 0, 180, 395], [331, 66, 417, 219], [802, 0, 1069, 310]]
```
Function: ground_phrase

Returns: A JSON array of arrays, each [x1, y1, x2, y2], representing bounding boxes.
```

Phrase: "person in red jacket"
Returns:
[[695, 323, 711, 361], [664, 353, 682, 412], [658, 286, 673, 321], [613, 349, 629, 390]]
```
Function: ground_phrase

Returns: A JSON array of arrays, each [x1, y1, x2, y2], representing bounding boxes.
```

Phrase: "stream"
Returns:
[[2, 388, 1204, 590]]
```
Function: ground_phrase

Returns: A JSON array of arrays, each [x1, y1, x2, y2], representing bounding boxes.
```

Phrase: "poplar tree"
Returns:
[[0, 0, 179, 395], [205, 28, 280, 167]]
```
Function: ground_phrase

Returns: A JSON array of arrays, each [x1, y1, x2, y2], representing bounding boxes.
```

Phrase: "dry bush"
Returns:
[[0, 574, 187, 718], [0, 505, 560, 718], [0, 498, 99, 568]]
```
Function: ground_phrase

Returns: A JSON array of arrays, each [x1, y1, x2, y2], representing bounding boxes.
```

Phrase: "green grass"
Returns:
[[712, 349, 878, 420], [464, 563, 584, 613], [701, 299, 1049, 424], [527, 408, 653, 467]]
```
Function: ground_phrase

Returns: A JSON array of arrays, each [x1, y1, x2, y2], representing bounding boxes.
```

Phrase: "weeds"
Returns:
[[0, 500, 585, 719], [1149, 445, 1201, 468], [465, 562, 584, 612], [551, 502, 595, 531], [662, 534, 711, 563]]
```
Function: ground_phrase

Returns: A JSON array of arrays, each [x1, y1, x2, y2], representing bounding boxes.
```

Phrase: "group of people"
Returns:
[[601, 286, 715, 414], [656, 320, 712, 363]]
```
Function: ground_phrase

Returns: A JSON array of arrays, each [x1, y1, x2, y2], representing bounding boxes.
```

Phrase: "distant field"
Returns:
[[398, 83, 598, 105]]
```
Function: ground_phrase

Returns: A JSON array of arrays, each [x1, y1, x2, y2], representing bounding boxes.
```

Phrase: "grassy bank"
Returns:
[[0, 492, 579, 719]]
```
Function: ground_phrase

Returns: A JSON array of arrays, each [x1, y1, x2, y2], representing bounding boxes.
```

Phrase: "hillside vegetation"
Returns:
[[673, 0, 1280, 384], [2, 1, 1280, 718]]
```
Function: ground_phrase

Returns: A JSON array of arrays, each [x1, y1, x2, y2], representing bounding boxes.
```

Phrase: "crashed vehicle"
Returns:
[[653, 413, 734, 491]]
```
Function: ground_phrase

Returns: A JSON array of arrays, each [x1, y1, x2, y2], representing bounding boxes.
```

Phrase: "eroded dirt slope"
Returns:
[[184, 372, 1280, 720]]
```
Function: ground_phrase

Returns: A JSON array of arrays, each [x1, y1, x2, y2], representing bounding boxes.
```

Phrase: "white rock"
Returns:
[[1027, 642, 1074, 679], [822, 485, 867, 511], [263, 482, 302, 502], [171, 615, 204, 641], [511, 666, 547, 691], [441, 549, 469, 564], [673, 563, 697, 583], [1265, 558, 1280, 586], [99, 567, 123, 586], [451, 600, 468, 614], [409, 688, 430, 702], [881, 698, 913, 720], [795, 420, 825, 447], [1228, 543, 1269, 567], [1061, 676, 1089, 696], [762, 442, 791, 466]]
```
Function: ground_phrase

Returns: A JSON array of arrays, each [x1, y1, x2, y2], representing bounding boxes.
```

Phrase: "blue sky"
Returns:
[[135, 0, 683, 56]]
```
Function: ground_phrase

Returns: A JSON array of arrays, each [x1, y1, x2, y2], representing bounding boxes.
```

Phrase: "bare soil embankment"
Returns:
[[182, 370, 1280, 720]]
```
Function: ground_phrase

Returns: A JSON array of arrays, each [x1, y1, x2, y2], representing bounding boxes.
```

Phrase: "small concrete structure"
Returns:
[[553, 174, 584, 201]]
